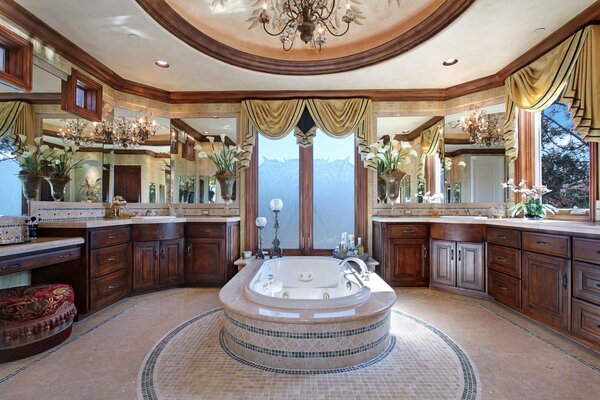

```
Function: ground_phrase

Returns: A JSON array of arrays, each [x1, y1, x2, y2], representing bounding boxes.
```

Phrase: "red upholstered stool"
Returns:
[[0, 284, 77, 362]]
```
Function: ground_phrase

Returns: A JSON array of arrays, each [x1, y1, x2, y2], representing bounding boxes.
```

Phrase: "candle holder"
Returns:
[[269, 198, 283, 258], [255, 216, 267, 259]]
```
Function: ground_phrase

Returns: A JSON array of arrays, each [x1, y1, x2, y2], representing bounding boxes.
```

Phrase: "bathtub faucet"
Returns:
[[339, 257, 370, 281]]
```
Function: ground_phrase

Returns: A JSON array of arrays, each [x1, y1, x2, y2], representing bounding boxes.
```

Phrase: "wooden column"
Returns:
[[514, 109, 537, 188]]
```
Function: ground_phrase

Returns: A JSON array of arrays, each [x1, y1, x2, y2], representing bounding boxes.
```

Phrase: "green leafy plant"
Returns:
[[11, 134, 53, 173], [49, 145, 85, 177], [503, 179, 558, 219], [197, 135, 244, 174], [366, 138, 417, 173]]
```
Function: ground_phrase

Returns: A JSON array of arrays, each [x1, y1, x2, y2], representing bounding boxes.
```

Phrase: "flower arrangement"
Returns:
[[49, 145, 84, 178], [197, 135, 244, 175], [80, 176, 102, 202], [366, 138, 418, 173], [11, 135, 53, 174], [502, 179, 558, 219], [423, 191, 444, 204]]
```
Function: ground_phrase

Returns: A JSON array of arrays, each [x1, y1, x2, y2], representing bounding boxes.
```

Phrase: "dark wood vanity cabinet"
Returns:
[[132, 224, 184, 293], [431, 240, 455, 286], [373, 222, 429, 286], [430, 240, 485, 292], [185, 221, 240, 286]]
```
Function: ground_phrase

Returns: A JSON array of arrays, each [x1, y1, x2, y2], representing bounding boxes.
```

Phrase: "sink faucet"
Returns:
[[339, 257, 370, 281], [145, 209, 153, 216]]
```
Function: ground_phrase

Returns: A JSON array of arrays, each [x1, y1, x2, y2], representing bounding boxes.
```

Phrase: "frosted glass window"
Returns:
[[0, 152, 22, 216], [258, 133, 300, 249], [312, 131, 355, 249]]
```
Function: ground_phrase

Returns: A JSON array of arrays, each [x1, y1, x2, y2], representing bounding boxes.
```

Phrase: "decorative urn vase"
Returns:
[[215, 170, 236, 202], [46, 174, 71, 201], [17, 171, 45, 201], [381, 169, 406, 207], [377, 175, 387, 203]]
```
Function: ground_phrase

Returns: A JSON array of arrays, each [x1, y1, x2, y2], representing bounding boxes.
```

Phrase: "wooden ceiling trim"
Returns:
[[171, 118, 236, 146], [134, 0, 476, 76], [445, 148, 505, 158], [393, 116, 444, 142], [0, 92, 60, 104], [0, 0, 597, 104]]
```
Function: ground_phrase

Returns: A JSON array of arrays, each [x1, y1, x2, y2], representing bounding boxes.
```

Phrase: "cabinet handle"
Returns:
[[153, 248, 158, 260], [187, 245, 192, 256], [423, 247, 428, 258], [562, 272, 568, 289], [161, 248, 166, 259], [595, 250, 600, 255], [450, 249, 454, 261], [1, 263, 20, 271], [497, 257, 508, 262], [498, 285, 508, 291], [108, 284, 120, 290], [108, 235, 117, 240], [498, 235, 508, 239], [58, 254, 72, 260], [458, 250, 462, 262], [403, 230, 415, 234], [107, 256, 117, 262], [537, 241, 551, 247]]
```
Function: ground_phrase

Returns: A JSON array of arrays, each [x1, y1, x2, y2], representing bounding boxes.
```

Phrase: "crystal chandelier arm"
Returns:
[[320, 18, 351, 37], [315, 0, 337, 21], [262, 17, 296, 37]]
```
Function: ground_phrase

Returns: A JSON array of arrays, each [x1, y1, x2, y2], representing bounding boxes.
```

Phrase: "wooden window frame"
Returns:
[[61, 69, 102, 121], [244, 134, 368, 255], [0, 24, 32, 92]]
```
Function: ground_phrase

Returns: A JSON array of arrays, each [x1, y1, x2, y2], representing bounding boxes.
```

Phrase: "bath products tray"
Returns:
[[332, 251, 369, 261]]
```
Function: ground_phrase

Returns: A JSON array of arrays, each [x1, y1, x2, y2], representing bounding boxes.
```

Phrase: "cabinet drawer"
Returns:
[[185, 223, 225, 238], [488, 270, 521, 310], [90, 227, 131, 249], [0, 246, 81, 275], [90, 268, 129, 310], [90, 243, 131, 278], [488, 244, 521, 279], [487, 228, 521, 248], [388, 224, 428, 239], [573, 262, 600, 306], [573, 237, 600, 264], [572, 299, 600, 348], [523, 232, 570, 258]]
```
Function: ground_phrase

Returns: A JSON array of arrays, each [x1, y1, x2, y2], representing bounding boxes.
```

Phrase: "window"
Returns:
[[61, 69, 102, 121], [0, 46, 5, 72], [540, 101, 590, 211], [0, 141, 22, 216], [257, 130, 356, 254]]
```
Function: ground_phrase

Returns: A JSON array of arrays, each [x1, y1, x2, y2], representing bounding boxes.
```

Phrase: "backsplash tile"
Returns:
[[372, 202, 511, 218], [0, 216, 27, 245]]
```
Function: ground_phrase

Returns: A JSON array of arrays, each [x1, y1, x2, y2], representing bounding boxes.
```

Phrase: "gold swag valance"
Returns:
[[0, 101, 34, 144], [417, 119, 444, 181], [503, 25, 600, 162], [239, 98, 375, 170]]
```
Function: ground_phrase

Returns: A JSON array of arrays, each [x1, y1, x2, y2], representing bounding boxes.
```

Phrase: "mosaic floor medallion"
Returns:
[[138, 308, 480, 400]]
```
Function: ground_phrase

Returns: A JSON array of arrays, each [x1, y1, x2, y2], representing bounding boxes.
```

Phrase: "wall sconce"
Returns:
[[269, 198, 283, 258]]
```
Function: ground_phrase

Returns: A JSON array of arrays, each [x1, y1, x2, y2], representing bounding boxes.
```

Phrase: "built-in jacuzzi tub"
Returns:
[[219, 256, 397, 372], [245, 256, 371, 309]]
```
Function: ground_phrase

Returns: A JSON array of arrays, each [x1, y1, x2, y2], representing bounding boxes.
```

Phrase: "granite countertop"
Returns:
[[0, 237, 85, 258], [372, 216, 600, 235], [39, 216, 241, 228]]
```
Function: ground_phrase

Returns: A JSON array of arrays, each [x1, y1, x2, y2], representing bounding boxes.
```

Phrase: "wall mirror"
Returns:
[[375, 116, 444, 205], [169, 117, 238, 205], [443, 103, 508, 203]]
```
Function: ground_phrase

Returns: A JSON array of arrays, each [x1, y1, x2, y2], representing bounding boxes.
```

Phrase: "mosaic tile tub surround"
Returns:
[[0, 216, 27, 245]]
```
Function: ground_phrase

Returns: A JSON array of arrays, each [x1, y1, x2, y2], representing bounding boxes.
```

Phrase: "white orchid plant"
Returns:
[[423, 191, 444, 204], [12, 134, 53, 174], [366, 138, 418, 174], [502, 179, 558, 218], [197, 135, 244, 175], [49, 145, 85, 177]]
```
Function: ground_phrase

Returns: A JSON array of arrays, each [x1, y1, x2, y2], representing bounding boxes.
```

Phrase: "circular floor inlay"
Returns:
[[138, 308, 480, 400]]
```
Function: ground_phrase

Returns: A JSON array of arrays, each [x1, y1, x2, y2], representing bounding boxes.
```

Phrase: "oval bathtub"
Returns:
[[219, 256, 397, 372], [244, 256, 371, 309]]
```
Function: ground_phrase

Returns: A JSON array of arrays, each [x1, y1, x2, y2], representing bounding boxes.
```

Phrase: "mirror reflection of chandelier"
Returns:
[[258, 0, 356, 51], [459, 107, 504, 147], [92, 113, 160, 148], [59, 119, 95, 147]]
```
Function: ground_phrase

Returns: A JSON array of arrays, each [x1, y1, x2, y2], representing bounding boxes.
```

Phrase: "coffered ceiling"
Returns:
[[10, 0, 599, 92]]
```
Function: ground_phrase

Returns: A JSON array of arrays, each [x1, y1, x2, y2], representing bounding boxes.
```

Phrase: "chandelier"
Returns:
[[93, 113, 160, 148], [258, 1, 356, 51], [458, 108, 504, 147], [59, 119, 95, 147]]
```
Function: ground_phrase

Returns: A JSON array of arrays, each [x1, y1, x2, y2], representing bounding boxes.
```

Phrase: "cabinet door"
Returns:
[[386, 239, 428, 286], [457, 242, 485, 291], [431, 240, 456, 287], [522, 251, 571, 331], [133, 241, 160, 292], [185, 238, 226, 286], [159, 238, 184, 287]]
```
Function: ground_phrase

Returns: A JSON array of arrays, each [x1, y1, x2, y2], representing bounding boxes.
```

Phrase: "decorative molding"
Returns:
[[171, 118, 236, 146], [444, 148, 505, 158], [444, 138, 472, 145], [394, 116, 444, 142], [134, 0, 476, 76], [0, 92, 60, 104], [61, 69, 102, 121]]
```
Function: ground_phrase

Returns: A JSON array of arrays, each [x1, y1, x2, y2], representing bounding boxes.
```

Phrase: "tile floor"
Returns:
[[0, 287, 599, 400]]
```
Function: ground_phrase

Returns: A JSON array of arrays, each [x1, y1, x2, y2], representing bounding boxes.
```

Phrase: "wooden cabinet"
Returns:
[[431, 240, 484, 292], [488, 270, 521, 309], [385, 239, 428, 286], [522, 251, 571, 331], [185, 221, 240, 286], [571, 299, 600, 348], [132, 224, 185, 293]]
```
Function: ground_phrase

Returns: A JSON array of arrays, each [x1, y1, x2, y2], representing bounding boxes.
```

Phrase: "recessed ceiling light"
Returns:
[[128, 33, 140, 39], [212, 116, 220, 119], [154, 60, 170, 68], [442, 58, 459, 67], [533, 27, 546, 33], [402, 130, 410, 133]]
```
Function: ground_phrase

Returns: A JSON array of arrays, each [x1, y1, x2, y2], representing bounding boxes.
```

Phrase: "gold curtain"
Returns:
[[239, 99, 306, 170], [562, 25, 600, 141], [503, 27, 592, 162], [417, 120, 443, 180], [0, 101, 34, 143], [305, 98, 375, 169]]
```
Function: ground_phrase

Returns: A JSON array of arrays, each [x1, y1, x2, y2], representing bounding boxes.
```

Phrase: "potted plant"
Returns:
[[11, 135, 53, 201], [502, 179, 558, 220], [366, 138, 417, 208], [46, 145, 84, 201], [197, 135, 244, 202]]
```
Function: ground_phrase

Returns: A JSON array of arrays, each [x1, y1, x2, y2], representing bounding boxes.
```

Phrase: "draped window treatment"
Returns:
[[0, 101, 34, 144], [503, 26, 600, 163], [239, 98, 375, 170], [417, 120, 444, 181]]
